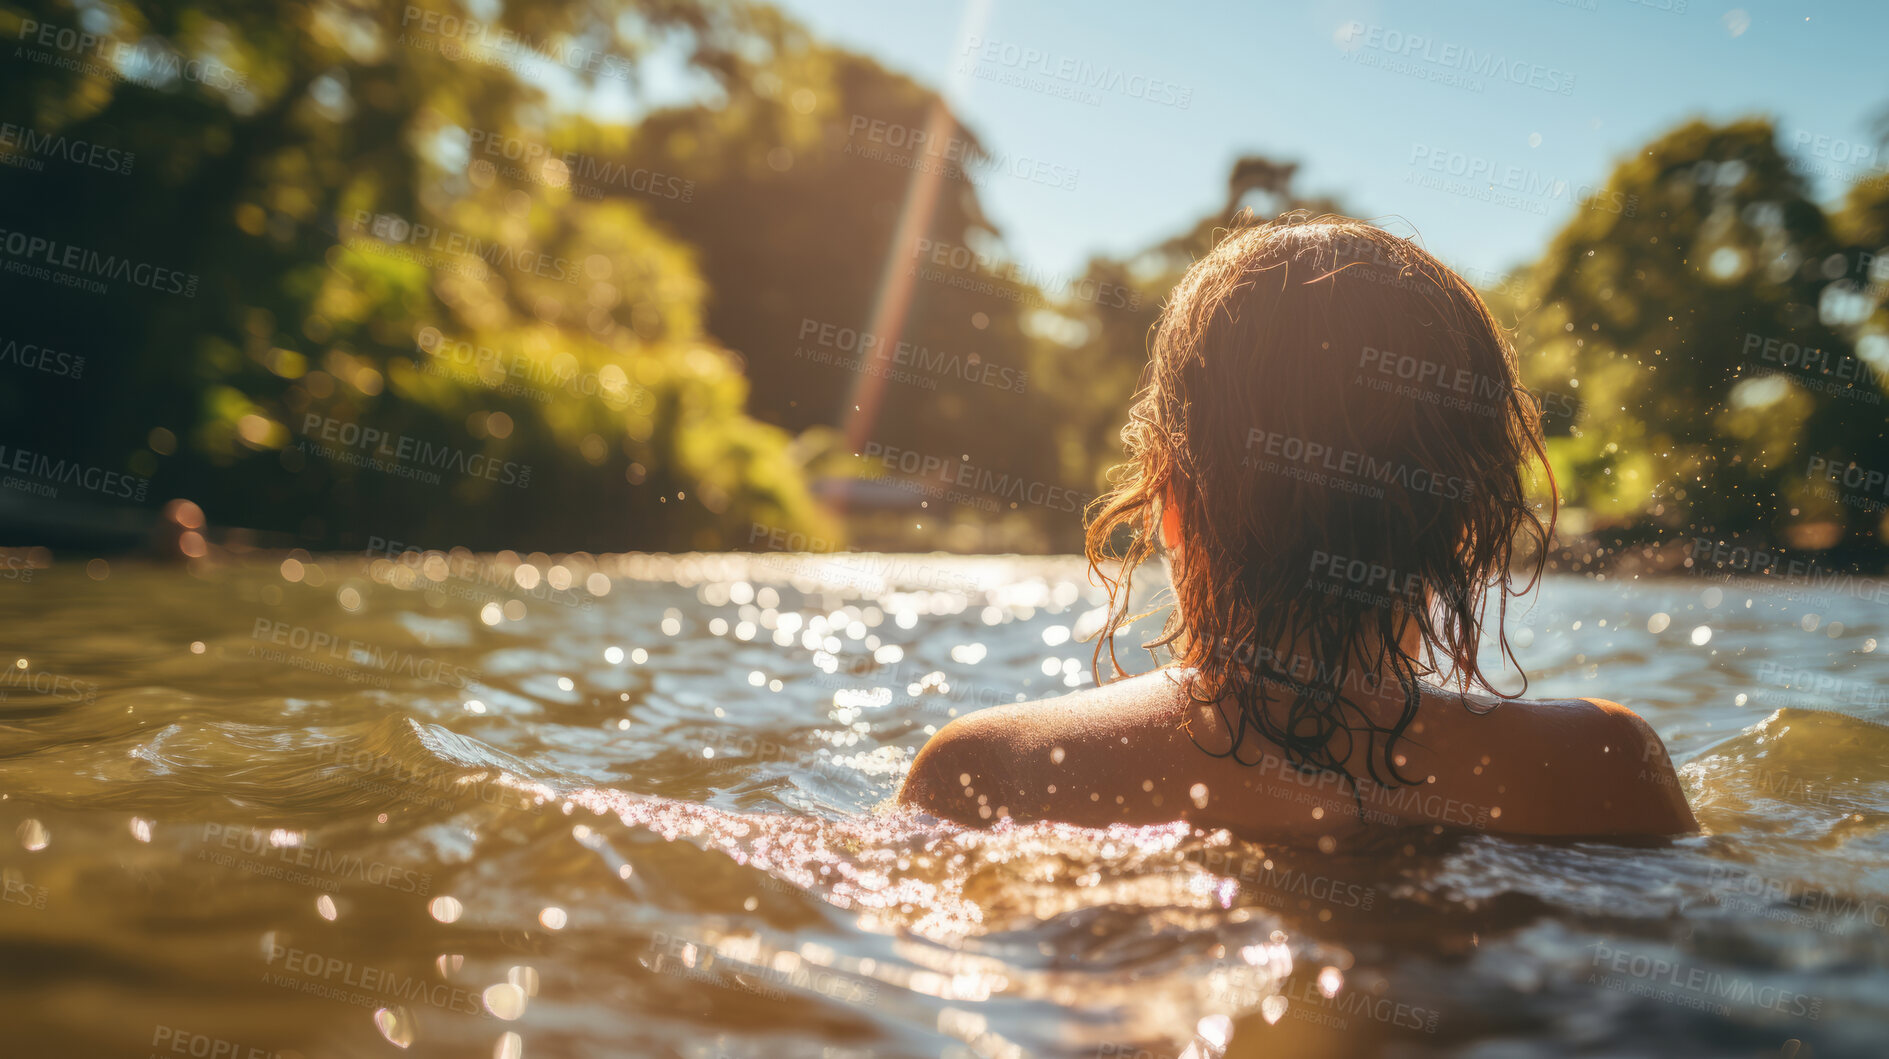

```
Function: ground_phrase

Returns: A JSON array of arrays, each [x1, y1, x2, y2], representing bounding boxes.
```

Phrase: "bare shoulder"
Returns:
[[897, 674, 1698, 840], [897, 669, 1201, 827], [1579, 696, 1697, 833], [1436, 692, 1697, 836]]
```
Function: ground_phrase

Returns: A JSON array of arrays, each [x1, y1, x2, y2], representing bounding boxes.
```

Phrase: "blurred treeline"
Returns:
[[0, 0, 1885, 557]]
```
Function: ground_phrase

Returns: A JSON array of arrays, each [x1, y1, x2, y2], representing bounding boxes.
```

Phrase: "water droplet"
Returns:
[[604, 646, 624, 664], [129, 817, 152, 843], [317, 894, 338, 920], [484, 982, 527, 1020], [538, 907, 567, 930], [373, 1006, 414, 1048], [1646, 612, 1670, 634], [18, 819, 48, 851], [1318, 966, 1344, 997], [429, 896, 463, 923], [1196, 1013, 1232, 1047], [1189, 783, 1210, 809], [494, 1031, 523, 1059], [1260, 994, 1288, 1024], [1690, 625, 1713, 646]]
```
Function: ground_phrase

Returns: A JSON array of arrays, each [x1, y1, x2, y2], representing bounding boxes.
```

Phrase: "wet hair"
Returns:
[[1085, 214, 1555, 794]]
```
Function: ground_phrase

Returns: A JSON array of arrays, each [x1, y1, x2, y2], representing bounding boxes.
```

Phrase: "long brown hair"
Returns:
[[1085, 214, 1556, 793]]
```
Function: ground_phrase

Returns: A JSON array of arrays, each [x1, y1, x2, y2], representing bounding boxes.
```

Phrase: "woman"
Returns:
[[899, 216, 1696, 841]]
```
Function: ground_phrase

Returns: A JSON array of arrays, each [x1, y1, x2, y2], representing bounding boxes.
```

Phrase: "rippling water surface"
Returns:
[[2, 553, 1886, 1058]]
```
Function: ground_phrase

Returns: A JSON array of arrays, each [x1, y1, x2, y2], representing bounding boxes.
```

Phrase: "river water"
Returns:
[[1, 552, 1884, 1057]]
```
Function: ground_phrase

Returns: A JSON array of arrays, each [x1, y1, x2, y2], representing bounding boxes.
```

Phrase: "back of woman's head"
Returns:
[[1085, 214, 1555, 790]]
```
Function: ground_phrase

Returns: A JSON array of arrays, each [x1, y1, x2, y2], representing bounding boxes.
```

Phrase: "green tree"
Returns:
[[0, 0, 833, 551], [1510, 119, 1887, 549]]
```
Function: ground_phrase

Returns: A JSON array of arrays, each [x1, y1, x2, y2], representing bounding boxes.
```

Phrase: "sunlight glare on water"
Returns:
[[0, 552, 1885, 1055]]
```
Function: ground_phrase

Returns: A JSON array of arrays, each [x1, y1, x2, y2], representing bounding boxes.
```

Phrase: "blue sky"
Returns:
[[769, 0, 1889, 282]]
